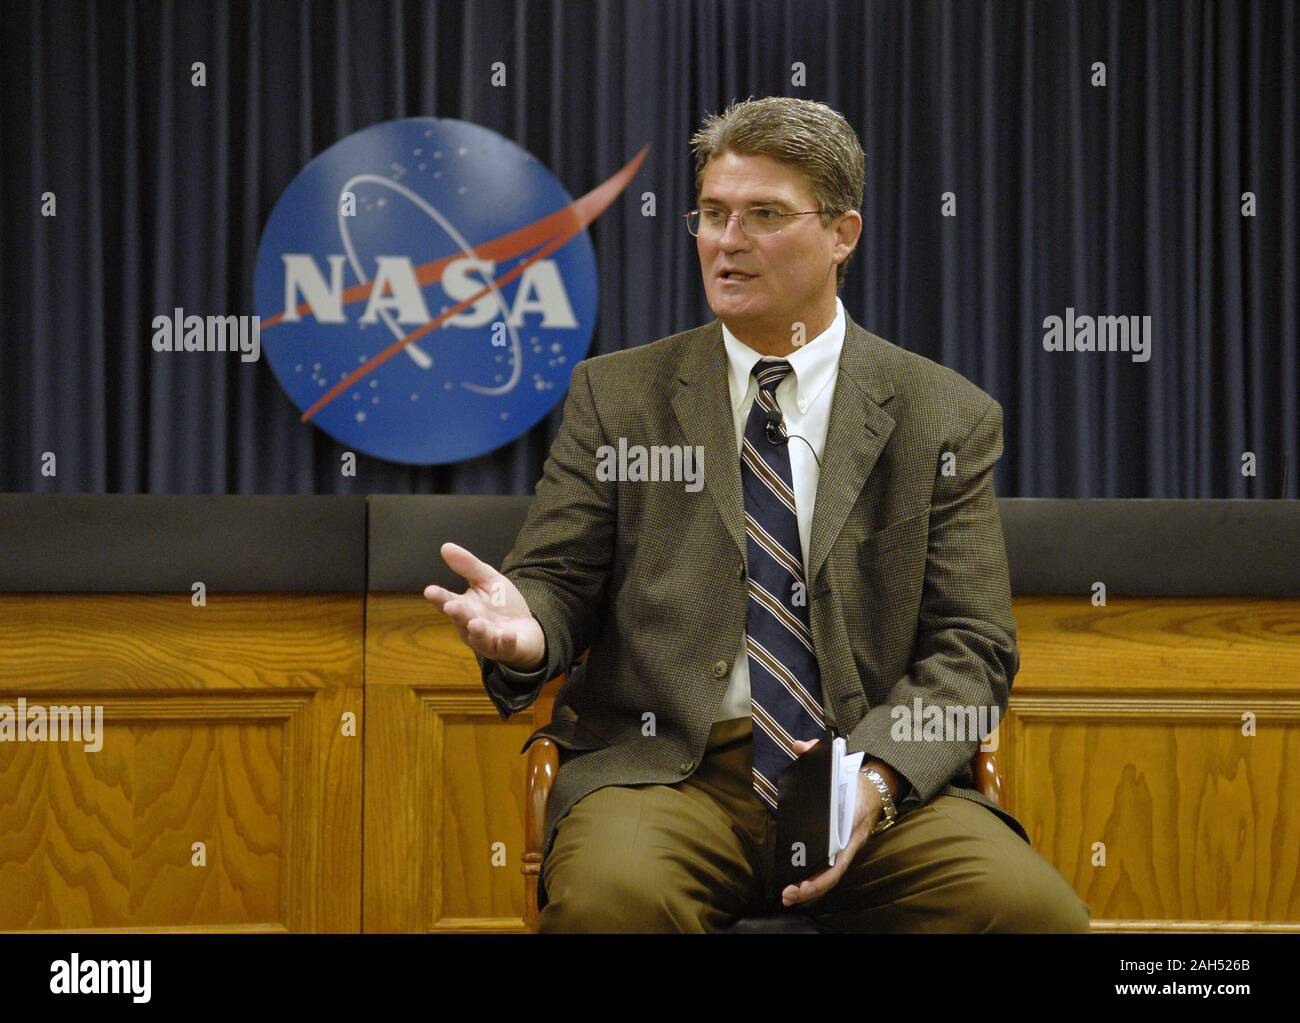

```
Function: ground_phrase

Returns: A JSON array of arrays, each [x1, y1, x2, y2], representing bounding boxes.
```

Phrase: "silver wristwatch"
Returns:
[[861, 766, 898, 835]]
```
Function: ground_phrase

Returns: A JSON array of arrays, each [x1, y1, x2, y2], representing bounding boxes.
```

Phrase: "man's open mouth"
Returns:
[[720, 272, 756, 281]]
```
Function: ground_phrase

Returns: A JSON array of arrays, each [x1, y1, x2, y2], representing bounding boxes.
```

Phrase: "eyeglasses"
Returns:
[[683, 206, 824, 238]]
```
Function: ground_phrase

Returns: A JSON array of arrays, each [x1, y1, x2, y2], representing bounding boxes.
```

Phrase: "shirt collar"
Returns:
[[721, 295, 846, 414]]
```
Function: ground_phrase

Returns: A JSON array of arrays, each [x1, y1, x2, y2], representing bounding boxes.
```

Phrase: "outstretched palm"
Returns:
[[424, 542, 545, 670]]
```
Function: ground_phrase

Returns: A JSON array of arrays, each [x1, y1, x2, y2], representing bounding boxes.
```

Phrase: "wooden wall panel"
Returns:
[[362, 592, 1300, 934], [1008, 595, 1300, 932], [1012, 596, 1300, 691], [0, 593, 363, 692], [363, 593, 555, 932], [8, 589, 1297, 933], [0, 594, 364, 933]]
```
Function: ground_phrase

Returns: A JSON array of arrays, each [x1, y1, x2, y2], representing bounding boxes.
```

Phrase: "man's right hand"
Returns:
[[424, 542, 546, 672]]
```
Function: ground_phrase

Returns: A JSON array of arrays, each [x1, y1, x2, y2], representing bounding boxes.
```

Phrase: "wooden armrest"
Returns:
[[971, 737, 1004, 809], [523, 737, 558, 932]]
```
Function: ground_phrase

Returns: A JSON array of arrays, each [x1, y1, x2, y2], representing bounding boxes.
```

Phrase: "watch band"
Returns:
[[861, 766, 899, 835]]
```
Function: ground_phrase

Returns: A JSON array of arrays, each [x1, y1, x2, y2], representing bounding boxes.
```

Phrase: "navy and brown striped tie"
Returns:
[[741, 359, 830, 812]]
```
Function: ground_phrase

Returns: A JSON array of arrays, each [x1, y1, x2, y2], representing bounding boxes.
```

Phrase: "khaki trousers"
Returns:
[[540, 716, 1092, 933]]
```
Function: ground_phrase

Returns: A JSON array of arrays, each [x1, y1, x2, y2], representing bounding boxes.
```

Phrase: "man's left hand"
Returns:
[[780, 738, 884, 908]]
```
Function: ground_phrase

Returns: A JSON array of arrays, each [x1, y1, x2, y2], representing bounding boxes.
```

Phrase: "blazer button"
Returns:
[[679, 759, 695, 774], [712, 660, 730, 678]]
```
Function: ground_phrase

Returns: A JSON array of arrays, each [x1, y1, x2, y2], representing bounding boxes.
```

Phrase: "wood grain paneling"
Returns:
[[7, 588, 1297, 932], [362, 592, 1300, 933], [1008, 596, 1300, 932], [363, 593, 555, 932], [0, 594, 363, 932], [0, 593, 362, 691], [1013, 596, 1300, 692], [364, 592, 486, 688]]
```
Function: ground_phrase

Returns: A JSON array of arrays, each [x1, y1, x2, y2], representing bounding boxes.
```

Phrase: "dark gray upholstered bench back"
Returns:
[[0, 495, 366, 592], [2, 495, 1295, 596], [368, 496, 1300, 597]]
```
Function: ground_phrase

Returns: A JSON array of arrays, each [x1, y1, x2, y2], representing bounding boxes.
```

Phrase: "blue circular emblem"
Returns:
[[254, 117, 598, 464]]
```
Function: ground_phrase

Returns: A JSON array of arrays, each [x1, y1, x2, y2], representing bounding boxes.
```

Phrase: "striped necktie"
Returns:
[[741, 360, 830, 813]]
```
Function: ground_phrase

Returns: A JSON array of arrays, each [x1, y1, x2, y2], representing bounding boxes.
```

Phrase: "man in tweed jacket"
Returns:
[[427, 97, 1090, 933]]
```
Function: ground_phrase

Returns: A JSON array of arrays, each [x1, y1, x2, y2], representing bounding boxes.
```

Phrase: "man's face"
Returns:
[[695, 151, 851, 334]]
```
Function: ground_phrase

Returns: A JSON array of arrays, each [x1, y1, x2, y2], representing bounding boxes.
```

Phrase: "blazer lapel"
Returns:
[[806, 312, 896, 587], [671, 321, 747, 559]]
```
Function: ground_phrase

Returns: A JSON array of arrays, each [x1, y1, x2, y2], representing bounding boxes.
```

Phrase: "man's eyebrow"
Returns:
[[697, 195, 794, 208]]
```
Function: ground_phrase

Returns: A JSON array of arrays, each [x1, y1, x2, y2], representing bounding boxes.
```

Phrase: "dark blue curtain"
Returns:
[[1, 0, 1295, 496]]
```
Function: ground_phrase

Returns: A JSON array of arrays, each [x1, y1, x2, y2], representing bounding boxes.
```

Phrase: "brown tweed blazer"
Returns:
[[476, 307, 1028, 910]]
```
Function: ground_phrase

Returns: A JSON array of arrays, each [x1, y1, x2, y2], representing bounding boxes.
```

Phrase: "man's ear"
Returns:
[[835, 209, 863, 261]]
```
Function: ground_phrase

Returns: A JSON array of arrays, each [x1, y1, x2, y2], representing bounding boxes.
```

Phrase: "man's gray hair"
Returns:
[[689, 96, 865, 290]]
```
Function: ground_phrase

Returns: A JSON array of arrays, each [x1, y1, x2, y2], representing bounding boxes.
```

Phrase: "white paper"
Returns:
[[828, 736, 864, 866]]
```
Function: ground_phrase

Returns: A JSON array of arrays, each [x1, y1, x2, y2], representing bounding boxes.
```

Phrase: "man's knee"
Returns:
[[962, 867, 1092, 933], [920, 799, 1092, 933], [997, 884, 1092, 933], [538, 854, 690, 933]]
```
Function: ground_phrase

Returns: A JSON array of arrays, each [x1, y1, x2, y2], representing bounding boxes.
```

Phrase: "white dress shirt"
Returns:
[[715, 295, 846, 722]]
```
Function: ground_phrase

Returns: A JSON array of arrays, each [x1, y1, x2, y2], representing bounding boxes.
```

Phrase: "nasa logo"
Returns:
[[254, 118, 638, 465]]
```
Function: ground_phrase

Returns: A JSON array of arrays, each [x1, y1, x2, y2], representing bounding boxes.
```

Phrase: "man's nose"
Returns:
[[717, 214, 750, 249]]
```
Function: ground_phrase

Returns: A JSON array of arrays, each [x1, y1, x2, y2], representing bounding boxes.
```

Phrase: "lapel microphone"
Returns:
[[763, 409, 786, 445], [762, 408, 822, 469]]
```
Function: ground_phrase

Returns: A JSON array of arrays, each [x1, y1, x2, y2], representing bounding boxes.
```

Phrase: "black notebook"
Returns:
[[772, 736, 865, 895]]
